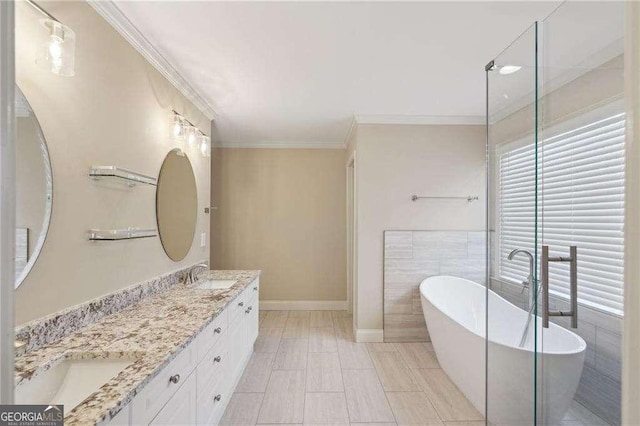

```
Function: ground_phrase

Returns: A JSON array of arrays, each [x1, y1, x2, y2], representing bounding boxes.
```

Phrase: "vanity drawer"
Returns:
[[196, 309, 228, 363], [197, 384, 229, 426], [197, 337, 228, 394], [229, 291, 249, 329], [149, 371, 196, 426], [131, 344, 197, 425], [196, 343, 230, 424]]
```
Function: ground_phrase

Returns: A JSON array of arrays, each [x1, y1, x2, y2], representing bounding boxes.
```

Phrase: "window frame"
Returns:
[[493, 99, 625, 317]]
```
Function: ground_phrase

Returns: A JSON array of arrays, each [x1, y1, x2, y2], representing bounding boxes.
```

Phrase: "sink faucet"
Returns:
[[183, 263, 209, 285]]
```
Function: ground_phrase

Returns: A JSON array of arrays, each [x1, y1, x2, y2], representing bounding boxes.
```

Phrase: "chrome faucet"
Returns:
[[507, 248, 535, 308], [507, 249, 540, 347], [183, 263, 209, 285]]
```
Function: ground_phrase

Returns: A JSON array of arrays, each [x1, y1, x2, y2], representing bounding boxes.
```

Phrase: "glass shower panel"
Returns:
[[539, 2, 624, 425], [486, 23, 539, 425]]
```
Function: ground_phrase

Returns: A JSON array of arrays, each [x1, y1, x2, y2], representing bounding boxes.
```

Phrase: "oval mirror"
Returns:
[[15, 85, 53, 288], [156, 149, 198, 261]]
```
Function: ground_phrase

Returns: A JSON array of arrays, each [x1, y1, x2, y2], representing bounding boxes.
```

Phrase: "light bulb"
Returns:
[[188, 127, 197, 148], [48, 38, 63, 72], [200, 135, 211, 157], [172, 115, 184, 138], [49, 38, 63, 60]]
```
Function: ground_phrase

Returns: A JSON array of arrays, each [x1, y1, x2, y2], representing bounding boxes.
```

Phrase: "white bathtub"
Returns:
[[420, 275, 586, 426]]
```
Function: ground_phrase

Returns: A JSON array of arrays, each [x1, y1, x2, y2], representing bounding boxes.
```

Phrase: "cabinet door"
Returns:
[[228, 317, 247, 382], [150, 372, 196, 426]]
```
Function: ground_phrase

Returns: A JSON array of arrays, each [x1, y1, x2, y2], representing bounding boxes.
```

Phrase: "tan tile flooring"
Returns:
[[220, 310, 609, 426]]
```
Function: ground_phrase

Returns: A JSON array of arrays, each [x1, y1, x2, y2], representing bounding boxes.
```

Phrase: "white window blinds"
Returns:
[[499, 112, 625, 316]]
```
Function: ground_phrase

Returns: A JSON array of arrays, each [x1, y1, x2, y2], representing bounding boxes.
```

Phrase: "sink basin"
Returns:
[[15, 358, 133, 411], [197, 279, 237, 290]]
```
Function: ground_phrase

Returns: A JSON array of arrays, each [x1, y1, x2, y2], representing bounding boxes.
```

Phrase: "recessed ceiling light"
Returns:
[[498, 65, 522, 75]]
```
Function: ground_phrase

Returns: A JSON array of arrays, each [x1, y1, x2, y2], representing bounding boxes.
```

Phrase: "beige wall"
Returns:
[[354, 124, 485, 331], [491, 55, 623, 147], [15, 2, 210, 324], [211, 148, 346, 302]]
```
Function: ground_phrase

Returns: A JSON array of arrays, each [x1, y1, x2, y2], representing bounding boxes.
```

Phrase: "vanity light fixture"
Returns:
[[172, 110, 210, 157], [28, 0, 76, 77]]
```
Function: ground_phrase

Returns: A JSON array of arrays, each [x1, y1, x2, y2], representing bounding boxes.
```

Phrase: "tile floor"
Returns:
[[220, 310, 610, 426]]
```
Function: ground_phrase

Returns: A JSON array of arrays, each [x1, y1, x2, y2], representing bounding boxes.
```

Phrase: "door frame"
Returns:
[[0, 0, 16, 405], [346, 151, 357, 322], [623, 2, 640, 424]]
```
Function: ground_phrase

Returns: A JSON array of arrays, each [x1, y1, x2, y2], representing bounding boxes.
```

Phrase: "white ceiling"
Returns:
[[114, 1, 563, 148]]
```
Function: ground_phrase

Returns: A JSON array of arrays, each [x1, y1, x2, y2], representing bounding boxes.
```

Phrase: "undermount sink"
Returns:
[[196, 279, 237, 290], [15, 358, 134, 411]]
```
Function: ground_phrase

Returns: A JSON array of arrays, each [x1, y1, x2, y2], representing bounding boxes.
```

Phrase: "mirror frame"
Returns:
[[155, 148, 198, 262], [15, 84, 53, 289]]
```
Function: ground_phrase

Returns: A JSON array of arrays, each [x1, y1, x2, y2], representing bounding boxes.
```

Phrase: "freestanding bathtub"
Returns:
[[420, 275, 586, 426]]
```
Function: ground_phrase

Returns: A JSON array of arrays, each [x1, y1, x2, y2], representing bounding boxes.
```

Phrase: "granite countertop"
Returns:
[[14, 270, 261, 425]]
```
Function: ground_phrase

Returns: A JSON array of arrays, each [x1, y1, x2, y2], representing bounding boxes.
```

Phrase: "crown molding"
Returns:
[[214, 141, 346, 149], [87, 0, 217, 120], [343, 116, 357, 147], [355, 114, 485, 125]]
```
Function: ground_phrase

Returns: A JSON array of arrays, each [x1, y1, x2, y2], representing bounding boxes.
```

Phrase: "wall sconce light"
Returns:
[[28, 0, 76, 77], [172, 110, 210, 157]]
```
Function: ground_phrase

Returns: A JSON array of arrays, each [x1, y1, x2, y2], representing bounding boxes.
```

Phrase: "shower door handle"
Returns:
[[542, 245, 578, 328]]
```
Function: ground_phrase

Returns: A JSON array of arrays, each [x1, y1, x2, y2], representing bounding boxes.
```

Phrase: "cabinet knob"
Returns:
[[169, 374, 180, 384], [245, 308, 250, 314], [214, 394, 222, 402], [253, 286, 258, 291], [214, 355, 222, 363], [214, 327, 222, 334], [238, 302, 244, 307]]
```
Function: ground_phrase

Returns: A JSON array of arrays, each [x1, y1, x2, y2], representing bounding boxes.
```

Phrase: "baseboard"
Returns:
[[260, 300, 348, 311], [355, 328, 384, 343]]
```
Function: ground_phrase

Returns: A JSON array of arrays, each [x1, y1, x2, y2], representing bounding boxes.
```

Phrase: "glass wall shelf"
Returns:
[[89, 166, 157, 187], [89, 227, 157, 241]]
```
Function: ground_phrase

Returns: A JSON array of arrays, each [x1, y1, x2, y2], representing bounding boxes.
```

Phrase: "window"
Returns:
[[498, 110, 625, 316]]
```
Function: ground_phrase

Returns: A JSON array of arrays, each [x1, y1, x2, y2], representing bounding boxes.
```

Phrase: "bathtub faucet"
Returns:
[[507, 249, 535, 306], [508, 249, 540, 348]]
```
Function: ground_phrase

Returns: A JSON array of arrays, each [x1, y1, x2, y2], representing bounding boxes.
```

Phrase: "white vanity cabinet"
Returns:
[[117, 278, 259, 426]]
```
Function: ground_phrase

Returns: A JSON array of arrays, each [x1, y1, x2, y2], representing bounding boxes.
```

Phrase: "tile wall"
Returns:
[[383, 230, 485, 342]]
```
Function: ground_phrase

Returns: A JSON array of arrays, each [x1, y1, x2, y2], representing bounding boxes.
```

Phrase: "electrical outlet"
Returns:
[[200, 232, 207, 248]]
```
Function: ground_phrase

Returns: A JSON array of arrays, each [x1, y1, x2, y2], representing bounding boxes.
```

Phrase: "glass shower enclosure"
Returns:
[[485, 2, 624, 425]]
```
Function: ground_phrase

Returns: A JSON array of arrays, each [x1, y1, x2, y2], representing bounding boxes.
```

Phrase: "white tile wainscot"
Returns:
[[383, 230, 485, 342], [108, 278, 260, 425]]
